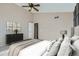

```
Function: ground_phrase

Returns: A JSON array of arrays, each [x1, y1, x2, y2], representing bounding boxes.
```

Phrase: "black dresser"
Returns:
[[6, 33, 23, 45]]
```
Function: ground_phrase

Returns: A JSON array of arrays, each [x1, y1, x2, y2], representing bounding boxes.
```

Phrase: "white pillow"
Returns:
[[41, 40, 56, 56], [71, 35, 79, 41], [70, 35, 79, 56], [57, 36, 72, 56], [46, 40, 57, 51], [43, 39, 61, 56], [72, 40, 79, 56]]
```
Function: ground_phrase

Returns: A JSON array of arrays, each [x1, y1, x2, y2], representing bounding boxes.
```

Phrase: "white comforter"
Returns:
[[18, 40, 52, 56]]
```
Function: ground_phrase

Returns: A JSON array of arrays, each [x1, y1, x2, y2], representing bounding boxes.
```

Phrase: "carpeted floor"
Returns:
[[0, 45, 9, 56], [0, 45, 9, 52]]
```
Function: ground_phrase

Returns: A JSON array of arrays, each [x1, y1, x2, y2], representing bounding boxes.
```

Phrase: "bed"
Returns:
[[0, 35, 74, 56], [1, 26, 79, 56], [8, 39, 59, 56], [8, 38, 63, 56]]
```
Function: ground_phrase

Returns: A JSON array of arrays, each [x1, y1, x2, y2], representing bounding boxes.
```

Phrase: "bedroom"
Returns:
[[0, 3, 78, 56]]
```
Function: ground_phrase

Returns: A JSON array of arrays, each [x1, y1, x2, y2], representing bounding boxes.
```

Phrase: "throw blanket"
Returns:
[[8, 39, 42, 56]]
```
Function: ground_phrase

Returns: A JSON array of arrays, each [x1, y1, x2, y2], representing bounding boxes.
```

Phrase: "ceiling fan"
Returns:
[[22, 3, 40, 12]]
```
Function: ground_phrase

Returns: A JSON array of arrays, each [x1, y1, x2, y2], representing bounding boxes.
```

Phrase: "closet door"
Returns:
[[28, 22, 34, 39], [34, 23, 38, 39]]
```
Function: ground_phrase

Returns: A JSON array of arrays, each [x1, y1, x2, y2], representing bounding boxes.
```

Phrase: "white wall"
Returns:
[[0, 4, 74, 46], [33, 12, 73, 40], [0, 4, 32, 46]]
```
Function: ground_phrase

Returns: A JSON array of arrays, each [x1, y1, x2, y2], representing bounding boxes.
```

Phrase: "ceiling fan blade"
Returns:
[[34, 4, 40, 6], [33, 7, 39, 11], [22, 3, 33, 7], [22, 6, 29, 7]]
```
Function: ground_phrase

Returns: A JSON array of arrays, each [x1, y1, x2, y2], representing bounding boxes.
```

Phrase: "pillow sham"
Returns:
[[46, 40, 57, 51], [71, 35, 79, 41], [41, 40, 56, 56], [71, 40, 79, 56], [42, 39, 62, 56], [57, 36, 72, 56]]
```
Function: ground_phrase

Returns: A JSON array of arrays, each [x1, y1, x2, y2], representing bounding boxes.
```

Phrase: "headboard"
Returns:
[[74, 26, 79, 36]]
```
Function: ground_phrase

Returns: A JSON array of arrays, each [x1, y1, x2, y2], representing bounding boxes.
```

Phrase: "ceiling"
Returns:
[[16, 3, 76, 13]]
